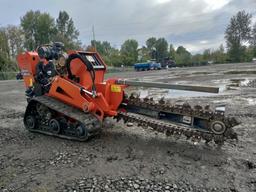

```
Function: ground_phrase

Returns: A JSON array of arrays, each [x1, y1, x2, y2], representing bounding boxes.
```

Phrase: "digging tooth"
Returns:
[[123, 117, 129, 123], [174, 131, 182, 140], [213, 135, 224, 146], [159, 97, 165, 105], [129, 93, 135, 100], [194, 105, 203, 111], [165, 129, 172, 137], [135, 94, 140, 100], [191, 134, 201, 144], [115, 116, 122, 122], [184, 129, 192, 140], [204, 105, 210, 110], [182, 102, 191, 109], [225, 128, 238, 140], [163, 104, 170, 110], [191, 135, 197, 143], [202, 133, 213, 144], [230, 117, 240, 126], [123, 94, 239, 145], [143, 97, 149, 102], [124, 93, 129, 100]]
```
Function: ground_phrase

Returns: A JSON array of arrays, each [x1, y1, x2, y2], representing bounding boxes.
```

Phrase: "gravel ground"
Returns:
[[0, 63, 256, 192]]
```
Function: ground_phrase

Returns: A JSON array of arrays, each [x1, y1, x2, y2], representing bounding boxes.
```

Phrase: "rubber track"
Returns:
[[25, 96, 102, 141]]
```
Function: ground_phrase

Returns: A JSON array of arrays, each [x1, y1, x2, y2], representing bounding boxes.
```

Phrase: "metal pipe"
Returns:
[[116, 79, 219, 93], [81, 88, 94, 96]]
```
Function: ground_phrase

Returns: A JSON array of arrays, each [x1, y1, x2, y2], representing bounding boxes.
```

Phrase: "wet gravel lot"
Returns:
[[0, 63, 256, 192]]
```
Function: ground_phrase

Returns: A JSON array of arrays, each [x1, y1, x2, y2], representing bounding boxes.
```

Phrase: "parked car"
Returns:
[[16, 72, 23, 80], [151, 62, 161, 70]]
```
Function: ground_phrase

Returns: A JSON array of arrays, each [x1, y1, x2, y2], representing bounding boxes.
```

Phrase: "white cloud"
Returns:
[[199, 40, 209, 44], [155, 0, 172, 4], [203, 0, 231, 12], [0, 0, 255, 53], [178, 34, 225, 53]]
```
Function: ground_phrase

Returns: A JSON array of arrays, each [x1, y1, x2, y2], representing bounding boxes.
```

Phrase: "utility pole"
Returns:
[[92, 25, 97, 51]]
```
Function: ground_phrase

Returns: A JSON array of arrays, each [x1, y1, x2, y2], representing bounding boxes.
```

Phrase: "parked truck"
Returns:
[[161, 57, 176, 68], [134, 60, 161, 71]]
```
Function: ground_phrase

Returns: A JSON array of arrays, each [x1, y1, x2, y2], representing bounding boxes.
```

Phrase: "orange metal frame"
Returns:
[[17, 51, 127, 121]]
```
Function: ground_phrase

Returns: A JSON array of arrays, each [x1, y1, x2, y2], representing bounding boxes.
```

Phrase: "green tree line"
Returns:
[[0, 10, 81, 72], [0, 10, 256, 72]]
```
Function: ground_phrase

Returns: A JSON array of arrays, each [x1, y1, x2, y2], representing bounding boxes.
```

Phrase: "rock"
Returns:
[[127, 122, 134, 127], [106, 155, 118, 162], [134, 183, 140, 189], [245, 159, 256, 169], [56, 176, 234, 192]]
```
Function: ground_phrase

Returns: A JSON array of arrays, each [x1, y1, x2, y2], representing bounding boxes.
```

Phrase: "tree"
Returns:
[[0, 28, 13, 71], [146, 37, 157, 50], [5, 25, 24, 58], [0, 28, 9, 58], [106, 48, 122, 67], [250, 23, 256, 57], [0, 28, 9, 70], [145, 37, 168, 61], [191, 54, 203, 65], [55, 11, 80, 49], [154, 38, 168, 62], [87, 40, 122, 66], [203, 49, 211, 61], [138, 46, 150, 62], [90, 40, 113, 56], [20, 10, 39, 50], [120, 39, 138, 66], [21, 10, 56, 50], [169, 44, 176, 60], [175, 46, 191, 65], [225, 10, 252, 62], [211, 44, 227, 64]]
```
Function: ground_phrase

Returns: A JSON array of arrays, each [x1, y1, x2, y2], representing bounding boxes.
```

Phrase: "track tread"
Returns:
[[24, 95, 102, 141]]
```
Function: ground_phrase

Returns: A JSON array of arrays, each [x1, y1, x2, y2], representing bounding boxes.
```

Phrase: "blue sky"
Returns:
[[0, 0, 255, 53]]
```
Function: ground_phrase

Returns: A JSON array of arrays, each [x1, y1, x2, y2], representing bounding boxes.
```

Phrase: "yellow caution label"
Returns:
[[29, 78, 33, 87], [111, 85, 121, 92]]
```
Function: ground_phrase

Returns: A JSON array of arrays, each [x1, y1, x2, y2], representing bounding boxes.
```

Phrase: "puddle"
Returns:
[[240, 79, 251, 86], [215, 106, 226, 112], [133, 88, 218, 99], [241, 79, 256, 88], [227, 78, 255, 88], [212, 78, 256, 90], [246, 98, 256, 105]]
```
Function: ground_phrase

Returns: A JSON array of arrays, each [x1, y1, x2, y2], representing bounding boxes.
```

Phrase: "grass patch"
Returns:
[[224, 70, 256, 74], [0, 72, 18, 80]]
